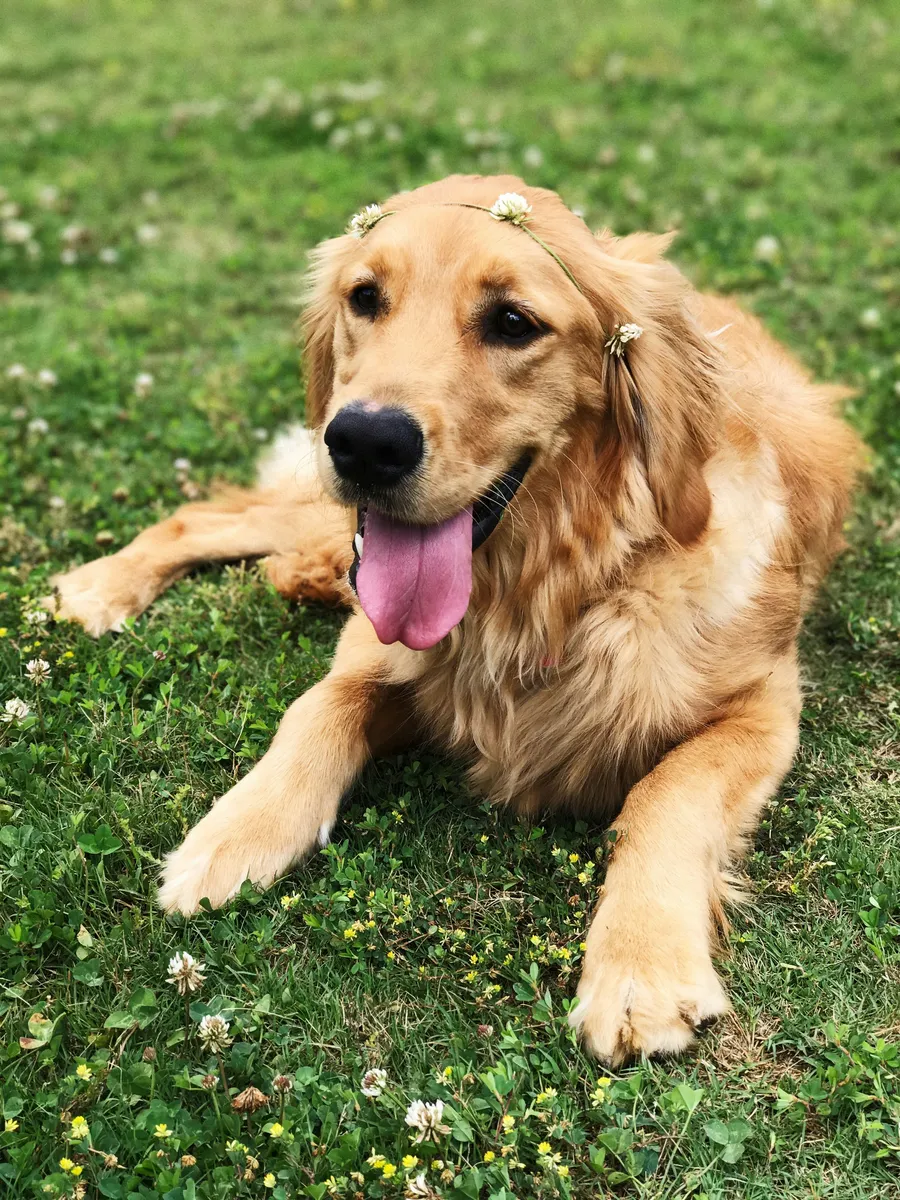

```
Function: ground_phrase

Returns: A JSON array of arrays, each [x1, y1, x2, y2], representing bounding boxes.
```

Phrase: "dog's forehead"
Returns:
[[351, 204, 569, 299]]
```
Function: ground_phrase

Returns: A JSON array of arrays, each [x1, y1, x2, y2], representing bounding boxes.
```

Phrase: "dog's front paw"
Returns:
[[42, 556, 153, 637], [570, 905, 728, 1065], [158, 770, 334, 916]]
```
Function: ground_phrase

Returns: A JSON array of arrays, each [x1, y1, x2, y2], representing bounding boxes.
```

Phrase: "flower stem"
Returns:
[[216, 1050, 230, 1095]]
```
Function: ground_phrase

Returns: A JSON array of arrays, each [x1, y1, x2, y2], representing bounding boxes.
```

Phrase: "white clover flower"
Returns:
[[253, 427, 268, 441], [3, 220, 33, 245], [99, 247, 119, 264], [347, 204, 385, 238], [37, 185, 59, 209], [167, 950, 206, 995], [134, 372, 154, 397], [25, 658, 51, 685], [329, 127, 351, 150], [27, 417, 49, 434], [523, 145, 544, 169], [605, 322, 644, 357], [61, 224, 88, 246], [636, 142, 656, 163], [142, 190, 160, 207], [754, 234, 780, 263], [859, 307, 881, 330], [37, 368, 57, 388], [404, 1099, 450, 1143], [137, 223, 160, 245], [24, 608, 49, 625], [60, 248, 77, 265], [6, 364, 28, 381], [360, 1068, 388, 1098], [198, 1014, 232, 1052], [311, 109, 334, 130], [405, 1175, 435, 1199], [173, 457, 191, 473], [489, 192, 532, 226], [0, 202, 19, 220], [3, 697, 31, 723], [49, 495, 65, 510]]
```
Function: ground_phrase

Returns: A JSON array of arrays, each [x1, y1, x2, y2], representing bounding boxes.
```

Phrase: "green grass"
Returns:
[[1, 0, 899, 1196]]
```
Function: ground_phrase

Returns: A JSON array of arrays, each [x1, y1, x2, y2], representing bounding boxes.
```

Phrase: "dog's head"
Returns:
[[303, 175, 723, 650]]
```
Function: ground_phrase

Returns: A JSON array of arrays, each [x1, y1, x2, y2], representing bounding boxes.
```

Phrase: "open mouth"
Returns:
[[348, 452, 532, 651]]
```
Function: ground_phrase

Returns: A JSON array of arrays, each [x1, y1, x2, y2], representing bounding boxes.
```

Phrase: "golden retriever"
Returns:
[[46, 175, 861, 1064]]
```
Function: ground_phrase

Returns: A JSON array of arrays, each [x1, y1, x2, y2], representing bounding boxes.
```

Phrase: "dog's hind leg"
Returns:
[[43, 426, 353, 636], [43, 483, 352, 636]]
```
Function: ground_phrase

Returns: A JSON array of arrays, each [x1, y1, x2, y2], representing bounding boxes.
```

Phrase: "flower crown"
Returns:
[[345, 192, 643, 360]]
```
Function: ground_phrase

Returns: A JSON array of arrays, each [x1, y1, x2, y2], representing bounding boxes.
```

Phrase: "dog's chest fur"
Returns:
[[413, 442, 790, 819]]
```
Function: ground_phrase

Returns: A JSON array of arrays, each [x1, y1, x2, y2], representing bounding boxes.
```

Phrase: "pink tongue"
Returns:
[[356, 507, 473, 650]]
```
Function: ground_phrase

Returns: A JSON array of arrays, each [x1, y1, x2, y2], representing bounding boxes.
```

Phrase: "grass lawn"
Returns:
[[1, 1, 899, 1196]]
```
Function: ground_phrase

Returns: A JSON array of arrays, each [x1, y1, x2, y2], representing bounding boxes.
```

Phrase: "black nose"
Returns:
[[324, 403, 424, 490]]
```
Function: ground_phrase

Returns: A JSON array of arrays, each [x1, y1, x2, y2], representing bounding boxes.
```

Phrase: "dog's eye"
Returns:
[[486, 304, 540, 345], [350, 284, 379, 318]]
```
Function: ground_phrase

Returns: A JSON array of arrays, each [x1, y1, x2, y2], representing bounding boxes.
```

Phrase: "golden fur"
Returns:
[[46, 175, 861, 1063]]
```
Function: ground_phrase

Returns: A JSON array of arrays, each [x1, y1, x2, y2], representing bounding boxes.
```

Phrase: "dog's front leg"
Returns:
[[158, 613, 420, 916], [571, 659, 801, 1064]]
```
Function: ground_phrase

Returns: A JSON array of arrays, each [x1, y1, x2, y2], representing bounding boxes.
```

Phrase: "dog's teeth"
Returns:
[[354, 533, 364, 558]]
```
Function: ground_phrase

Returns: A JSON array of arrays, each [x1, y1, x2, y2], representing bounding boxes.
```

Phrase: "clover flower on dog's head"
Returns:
[[360, 1067, 388, 1098], [25, 658, 51, 686], [198, 1014, 232, 1053], [404, 1099, 450, 1143], [605, 322, 644, 357], [347, 204, 385, 238], [167, 950, 206, 995], [489, 192, 532, 226]]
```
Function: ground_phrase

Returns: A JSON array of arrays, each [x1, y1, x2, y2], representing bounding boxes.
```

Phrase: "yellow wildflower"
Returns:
[[402, 1154, 419, 1168], [483, 1150, 495, 1162], [59, 1159, 74, 1172], [69, 1116, 90, 1140], [558, 1164, 570, 1177], [538, 1141, 552, 1154], [154, 1124, 172, 1139], [343, 926, 358, 939], [568, 852, 579, 864], [382, 1162, 397, 1177], [70, 1166, 83, 1177], [76, 1064, 92, 1081], [268, 1123, 284, 1138], [263, 1175, 276, 1188], [442, 1066, 453, 1078], [501, 1115, 515, 1132], [4, 1119, 19, 1133]]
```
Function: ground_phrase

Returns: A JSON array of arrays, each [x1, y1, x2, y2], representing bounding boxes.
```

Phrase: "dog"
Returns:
[[45, 175, 861, 1063]]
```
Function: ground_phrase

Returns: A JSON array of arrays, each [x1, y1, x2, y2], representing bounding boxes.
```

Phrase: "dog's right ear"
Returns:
[[300, 235, 351, 429]]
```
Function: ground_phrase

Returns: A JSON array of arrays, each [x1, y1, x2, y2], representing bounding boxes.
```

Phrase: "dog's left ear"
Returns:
[[592, 245, 720, 546]]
